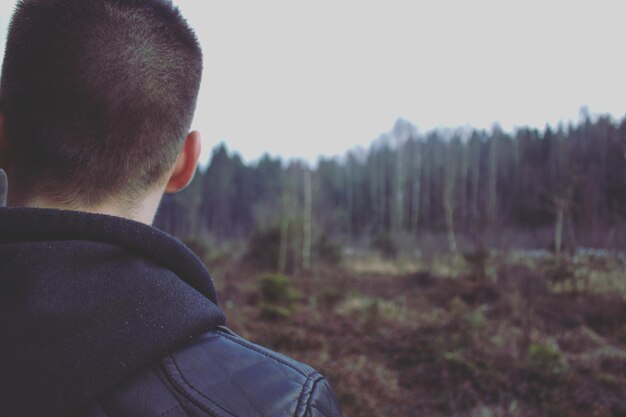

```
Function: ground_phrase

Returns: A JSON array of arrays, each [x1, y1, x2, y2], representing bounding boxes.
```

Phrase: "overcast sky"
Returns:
[[1, 0, 625, 165]]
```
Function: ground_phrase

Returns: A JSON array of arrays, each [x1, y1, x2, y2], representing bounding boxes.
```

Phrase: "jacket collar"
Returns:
[[0, 207, 226, 417], [0, 206, 220, 303]]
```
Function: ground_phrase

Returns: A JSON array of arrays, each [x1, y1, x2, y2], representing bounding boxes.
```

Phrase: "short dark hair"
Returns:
[[0, 0, 202, 207]]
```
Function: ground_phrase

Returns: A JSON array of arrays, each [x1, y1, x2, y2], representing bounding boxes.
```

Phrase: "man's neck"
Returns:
[[19, 191, 163, 225]]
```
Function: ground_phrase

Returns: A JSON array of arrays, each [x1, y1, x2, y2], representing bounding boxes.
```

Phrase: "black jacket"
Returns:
[[0, 207, 342, 417]]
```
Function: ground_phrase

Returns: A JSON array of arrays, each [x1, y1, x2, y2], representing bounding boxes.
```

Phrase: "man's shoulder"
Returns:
[[79, 328, 342, 417]]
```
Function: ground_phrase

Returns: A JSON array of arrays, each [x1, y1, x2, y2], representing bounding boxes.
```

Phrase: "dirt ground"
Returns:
[[207, 251, 626, 417]]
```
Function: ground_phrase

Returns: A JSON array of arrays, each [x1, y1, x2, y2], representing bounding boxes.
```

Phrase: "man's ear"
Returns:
[[165, 131, 201, 193]]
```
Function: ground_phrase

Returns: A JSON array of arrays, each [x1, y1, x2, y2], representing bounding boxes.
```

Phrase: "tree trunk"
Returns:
[[470, 139, 481, 226], [554, 204, 564, 256], [302, 169, 312, 271], [488, 135, 498, 226], [444, 150, 459, 255], [394, 147, 405, 233], [278, 193, 291, 274], [422, 145, 431, 230], [411, 141, 422, 236]]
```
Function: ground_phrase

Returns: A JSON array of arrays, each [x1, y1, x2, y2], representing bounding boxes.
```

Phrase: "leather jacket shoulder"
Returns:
[[78, 328, 342, 417]]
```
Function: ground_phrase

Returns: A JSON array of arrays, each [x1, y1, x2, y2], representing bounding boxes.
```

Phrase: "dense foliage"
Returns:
[[156, 114, 626, 262]]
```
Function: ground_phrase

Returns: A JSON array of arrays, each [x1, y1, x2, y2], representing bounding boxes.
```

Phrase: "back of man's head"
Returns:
[[0, 0, 202, 208]]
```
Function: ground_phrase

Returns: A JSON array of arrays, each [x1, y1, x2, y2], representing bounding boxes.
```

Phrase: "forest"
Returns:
[[157, 113, 625, 262], [155, 114, 626, 417]]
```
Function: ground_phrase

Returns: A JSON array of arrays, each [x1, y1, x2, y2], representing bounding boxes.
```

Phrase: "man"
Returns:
[[0, 1, 342, 416]]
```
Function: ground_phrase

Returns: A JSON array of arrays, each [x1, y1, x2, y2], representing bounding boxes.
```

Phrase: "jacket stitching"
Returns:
[[218, 332, 317, 378], [292, 377, 311, 417], [162, 333, 326, 417], [304, 375, 334, 416], [300, 376, 327, 417], [153, 365, 193, 417], [294, 375, 325, 417], [167, 354, 231, 417], [166, 354, 236, 417]]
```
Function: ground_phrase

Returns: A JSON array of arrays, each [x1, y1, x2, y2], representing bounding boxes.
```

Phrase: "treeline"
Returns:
[[156, 114, 626, 258]]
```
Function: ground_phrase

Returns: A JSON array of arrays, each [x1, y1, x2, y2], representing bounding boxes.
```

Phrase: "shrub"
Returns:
[[541, 257, 575, 290], [528, 341, 568, 374], [257, 273, 301, 321], [243, 228, 281, 271], [318, 286, 345, 310], [259, 303, 293, 321], [449, 297, 487, 337], [258, 273, 300, 303]]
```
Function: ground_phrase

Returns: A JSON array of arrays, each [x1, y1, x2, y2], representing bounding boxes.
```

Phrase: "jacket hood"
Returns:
[[0, 207, 226, 417]]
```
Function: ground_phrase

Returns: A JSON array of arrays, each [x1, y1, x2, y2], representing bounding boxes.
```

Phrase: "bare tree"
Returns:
[[444, 144, 459, 255], [302, 168, 312, 271], [411, 140, 423, 236], [488, 130, 499, 226]]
